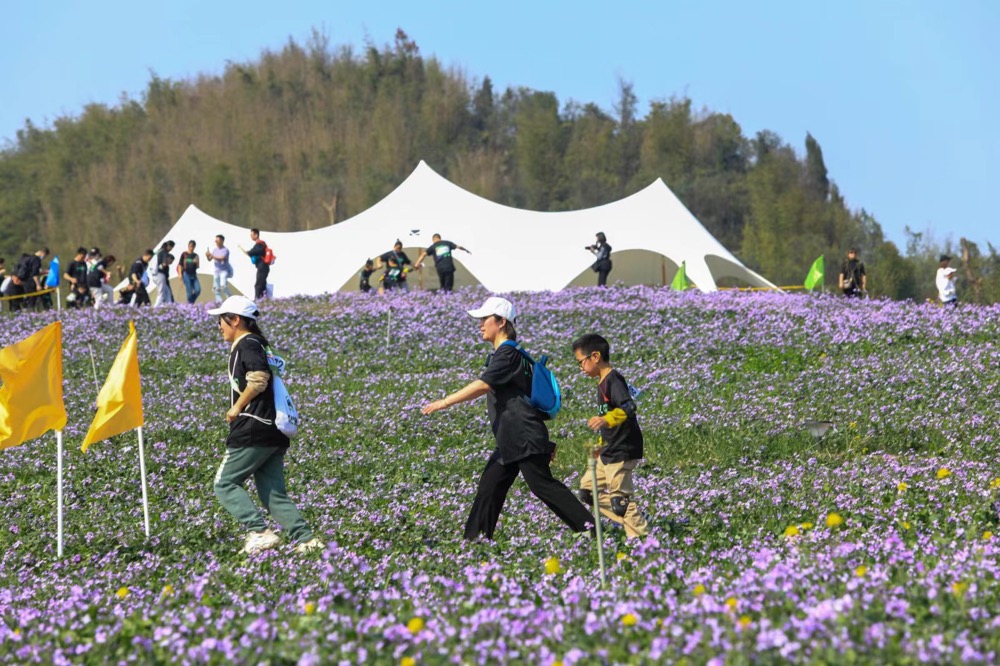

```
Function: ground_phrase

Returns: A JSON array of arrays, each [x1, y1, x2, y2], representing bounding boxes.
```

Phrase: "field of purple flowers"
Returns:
[[2, 286, 1000, 664]]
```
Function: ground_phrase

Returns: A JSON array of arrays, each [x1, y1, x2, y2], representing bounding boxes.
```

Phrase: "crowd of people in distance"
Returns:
[[0, 230, 264, 313], [359, 234, 471, 294], [0, 231, 969, 314], [359, 231, 616, 295]]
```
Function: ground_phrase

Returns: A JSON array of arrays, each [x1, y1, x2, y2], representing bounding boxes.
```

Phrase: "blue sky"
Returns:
[[2, 0, 997, 253]]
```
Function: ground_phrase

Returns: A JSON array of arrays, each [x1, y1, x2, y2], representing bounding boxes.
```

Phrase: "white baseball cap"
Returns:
[[467, 296, 516, 321], [208, 295, 259, 319]]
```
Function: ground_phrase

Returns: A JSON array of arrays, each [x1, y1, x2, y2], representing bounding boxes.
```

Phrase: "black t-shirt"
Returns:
[[596, 369, 644, 463], [179, 251, 199, 276], [156, 249, 172, 276], [226, 334, 288, 449], [380, 250, 412, 281], [87, 260, 109, 288], [479, 344, 553, 464], [359, 267, 374, 289], [840, 259, 866, 288], [24, 255, 42, 281], [130, 258, 148, 283], [427, 240, 457, 273], [66, 260, 88, 288]]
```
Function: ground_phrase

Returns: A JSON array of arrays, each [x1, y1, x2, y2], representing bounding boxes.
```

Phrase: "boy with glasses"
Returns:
[[572, 333, 648, 539]]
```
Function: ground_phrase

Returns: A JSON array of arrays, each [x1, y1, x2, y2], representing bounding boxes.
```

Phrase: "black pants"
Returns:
[[464, 450, 593, 540], [438, 269, 455, 292], [21, 281, 37, 309], [133, 283, 150, 306], [255, 264, 270, 299], [597, 268, 611, 287], [3, 282, 24, 312]]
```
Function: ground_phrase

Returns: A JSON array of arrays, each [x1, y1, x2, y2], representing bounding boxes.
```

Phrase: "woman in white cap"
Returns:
[[422, 296, 594, 540], [208, 295, 323, 555]]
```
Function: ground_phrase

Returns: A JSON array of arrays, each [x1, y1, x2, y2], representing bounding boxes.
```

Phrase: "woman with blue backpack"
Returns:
[[422, 296, 594, 541]]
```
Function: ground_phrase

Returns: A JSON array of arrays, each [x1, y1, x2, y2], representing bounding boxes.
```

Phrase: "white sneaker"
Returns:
[[293, 537, 325, 554], [242, 529, 281, 555]]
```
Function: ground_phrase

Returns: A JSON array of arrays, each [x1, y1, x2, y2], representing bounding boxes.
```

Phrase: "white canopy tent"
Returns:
[[142, 161, 775, 296]]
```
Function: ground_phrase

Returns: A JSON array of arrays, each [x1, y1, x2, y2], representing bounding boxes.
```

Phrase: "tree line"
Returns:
[[2, 29, 997, 301]]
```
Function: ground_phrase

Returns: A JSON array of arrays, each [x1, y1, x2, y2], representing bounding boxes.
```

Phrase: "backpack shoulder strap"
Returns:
[[499, 339, 533, 363]]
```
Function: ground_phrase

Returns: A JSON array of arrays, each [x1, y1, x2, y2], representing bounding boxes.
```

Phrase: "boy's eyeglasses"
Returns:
[[577, 352, 596, 367]]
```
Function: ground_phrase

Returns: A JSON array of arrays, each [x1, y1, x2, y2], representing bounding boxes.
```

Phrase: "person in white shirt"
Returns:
[[935, 254, 958, 306], [205, 234, 233, 303]]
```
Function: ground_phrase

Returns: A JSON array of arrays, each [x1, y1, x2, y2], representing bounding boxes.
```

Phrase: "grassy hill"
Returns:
[[1, 287, 999, 662]]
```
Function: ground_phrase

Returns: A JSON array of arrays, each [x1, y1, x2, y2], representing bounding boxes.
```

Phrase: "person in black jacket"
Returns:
[[587, 232, 613, 287], [152, 241, 176, 307], [208, 295, 323, 555], [126, 250, 154, 307], [414, 234, 471, 293], [63, 247, 90, 308], [240, 228, 269, 300], [839, 248, 867, 297], [572, 333, 648, 539], [422, 296, 594, 541], [20, 247, 49, 310]]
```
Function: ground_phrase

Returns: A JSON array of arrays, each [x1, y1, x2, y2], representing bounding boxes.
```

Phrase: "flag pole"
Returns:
[[87, 344, 100, 393], [137, 426, 150, 538], [56, 430, 64, 557], [588, 438, 607, 588]]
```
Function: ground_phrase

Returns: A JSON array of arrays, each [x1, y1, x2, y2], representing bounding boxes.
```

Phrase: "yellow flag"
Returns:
[[82, 322, 144, 452], [0, 321, 68, 450]]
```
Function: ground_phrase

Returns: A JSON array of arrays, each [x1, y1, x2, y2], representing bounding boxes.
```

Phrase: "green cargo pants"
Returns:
[[213, 446, 314, 543]]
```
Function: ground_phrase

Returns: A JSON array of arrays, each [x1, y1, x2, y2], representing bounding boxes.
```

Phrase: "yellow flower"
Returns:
[[552, 662, 563, 666], [407, 617, 424, 634], [897, 482, 908, 492], [304, 601, 317, 616], [952, 581, 968, 598], [544, 557, 563, 575], [621, 613, 638, 627], [116, 587, 129, 599], [854, 565, 867, 577], [737, 615, 752, 629], [724, 597, 738, 612], [825, 513, 844, 528], [849, 421, 857, 430], [160, 585, 174, 599], [616, 552, 628, 561], [936, 468, 951, 480], [401, 658, 417, 666], [901, 521, 912, 531], [990, 477, 1000, 490], [783, 525, 800, 538], [983, 531, 993, 541], [799, 522, 814, 531], [693, 584, 706, 597]]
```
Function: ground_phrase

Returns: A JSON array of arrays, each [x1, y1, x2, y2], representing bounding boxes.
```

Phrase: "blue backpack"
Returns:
[[500, 340, 561, 420]]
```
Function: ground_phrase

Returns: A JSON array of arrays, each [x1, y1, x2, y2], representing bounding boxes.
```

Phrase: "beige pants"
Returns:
[[580, 458, 648, 539]]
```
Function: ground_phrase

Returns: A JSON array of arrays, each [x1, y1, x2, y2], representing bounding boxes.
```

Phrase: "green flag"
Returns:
[[804, 255, 824, 292], [671, 261, 689, 291]]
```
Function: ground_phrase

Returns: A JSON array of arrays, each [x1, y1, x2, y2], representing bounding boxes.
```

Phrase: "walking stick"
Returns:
[[588, 436, 607, 588]]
